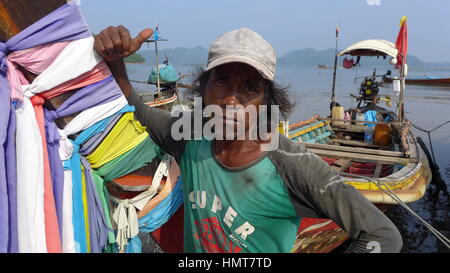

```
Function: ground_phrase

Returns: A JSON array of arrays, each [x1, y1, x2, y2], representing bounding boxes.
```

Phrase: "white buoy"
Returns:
[[389, 57, 397, 65]]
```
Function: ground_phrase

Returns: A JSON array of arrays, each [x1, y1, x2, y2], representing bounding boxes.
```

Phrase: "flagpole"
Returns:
[[331, 24, 339, 110], [154, 24, 161, 97], [395, 16, 407, 123]]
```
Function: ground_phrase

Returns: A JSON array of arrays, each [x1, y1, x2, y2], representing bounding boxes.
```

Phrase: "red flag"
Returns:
[[395, 16, 408, 69]]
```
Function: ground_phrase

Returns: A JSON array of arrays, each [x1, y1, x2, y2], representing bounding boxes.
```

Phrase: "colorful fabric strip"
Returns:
[[24, 37, 102, 97], [81, 157, 109, 253], [86, 112, 149, 169], [79, 105, 135, 156], [0, 3, 91, 101], [30, 96, 62, 253], [15, 97, 47, 252], [95, 137, 162, 182]]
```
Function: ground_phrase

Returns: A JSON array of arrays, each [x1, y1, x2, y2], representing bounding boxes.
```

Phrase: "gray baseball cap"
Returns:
[[206, 28, 276, 81]]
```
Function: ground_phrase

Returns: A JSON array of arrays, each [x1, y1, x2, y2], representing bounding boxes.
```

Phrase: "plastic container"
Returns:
[[332, 106, 345, 126], [393, 79, 401, 96], [344, 112, 351, 123], [373, 124, 391, 146], [364, 125, 374, 145], [355, 113, 365, 125]]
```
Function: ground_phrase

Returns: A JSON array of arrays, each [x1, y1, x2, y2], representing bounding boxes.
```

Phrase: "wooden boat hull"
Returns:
[[144, 93, 177, 109], [384, 76, 450, 86]]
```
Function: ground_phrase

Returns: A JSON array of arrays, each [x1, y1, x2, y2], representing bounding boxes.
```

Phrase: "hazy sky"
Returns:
[[80, 0, 450, 63]]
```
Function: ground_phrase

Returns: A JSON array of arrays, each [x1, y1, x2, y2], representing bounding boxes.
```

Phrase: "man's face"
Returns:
[[203, 62, 266, 137]]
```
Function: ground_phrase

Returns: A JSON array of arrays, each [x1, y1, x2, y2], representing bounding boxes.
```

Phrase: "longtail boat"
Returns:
[[383, 75, 450, 87], [282, 34, 434, 250]]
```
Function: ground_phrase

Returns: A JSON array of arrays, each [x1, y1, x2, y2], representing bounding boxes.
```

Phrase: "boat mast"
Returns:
[[154, 40, 161, 96], [331, 24, 340, 109], [145, 37, 168, 98]]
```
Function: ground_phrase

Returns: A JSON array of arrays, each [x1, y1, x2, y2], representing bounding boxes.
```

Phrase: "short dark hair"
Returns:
[[187, 67, 295, 121]]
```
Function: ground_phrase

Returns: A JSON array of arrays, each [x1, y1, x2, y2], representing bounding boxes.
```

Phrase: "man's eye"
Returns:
[[245, 83, 257, 92], [216, 77, 228, 84]]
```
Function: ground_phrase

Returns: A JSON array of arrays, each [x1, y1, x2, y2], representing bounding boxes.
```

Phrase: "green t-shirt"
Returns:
[[180, 139, 299, 253]]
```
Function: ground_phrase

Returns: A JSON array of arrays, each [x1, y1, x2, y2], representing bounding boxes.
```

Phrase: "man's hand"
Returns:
[[94, 25, 153, 63]]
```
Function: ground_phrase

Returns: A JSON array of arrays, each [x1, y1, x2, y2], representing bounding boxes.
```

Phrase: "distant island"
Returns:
[[124, 52, 146, 64], [136, 47, 450, 68]]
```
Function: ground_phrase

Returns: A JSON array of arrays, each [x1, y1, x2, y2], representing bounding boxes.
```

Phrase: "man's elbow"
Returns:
[[384, 226, 403, 253]]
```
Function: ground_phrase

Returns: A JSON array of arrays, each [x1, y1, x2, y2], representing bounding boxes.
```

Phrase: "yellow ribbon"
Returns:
[[80, 166, 91, 253], [86, 112, 148, 168]]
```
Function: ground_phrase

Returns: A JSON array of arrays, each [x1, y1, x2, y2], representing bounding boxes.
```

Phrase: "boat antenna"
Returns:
[[330, 24, 340, 111]]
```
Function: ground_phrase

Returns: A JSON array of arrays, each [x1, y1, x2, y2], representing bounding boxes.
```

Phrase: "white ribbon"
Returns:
[[62, 170, 76, 253], [15, 96, 47, 253], [63, 96, 128, 136], [112, 156, 172, 252], [58, 129, 73, 161], [24, 37, 102, 96]]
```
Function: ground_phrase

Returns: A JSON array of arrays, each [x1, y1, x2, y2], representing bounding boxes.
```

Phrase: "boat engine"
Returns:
[[359, 76, 381, 104]]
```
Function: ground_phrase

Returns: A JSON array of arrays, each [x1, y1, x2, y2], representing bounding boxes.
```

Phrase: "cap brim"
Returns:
[[206, 55, 274, 81]]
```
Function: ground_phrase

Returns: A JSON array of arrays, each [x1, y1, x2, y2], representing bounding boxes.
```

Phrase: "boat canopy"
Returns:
[[338, 39, 398, 58]]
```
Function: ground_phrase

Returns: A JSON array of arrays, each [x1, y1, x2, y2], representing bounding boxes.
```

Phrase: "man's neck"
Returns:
[[213, 139, 266, 168]]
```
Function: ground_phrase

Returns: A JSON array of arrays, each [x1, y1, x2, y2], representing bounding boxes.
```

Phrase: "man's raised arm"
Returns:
[[94, 26, 186, 160]]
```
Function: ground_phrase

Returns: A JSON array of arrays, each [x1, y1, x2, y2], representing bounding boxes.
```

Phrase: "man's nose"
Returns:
[[221, 85, 241, 106]]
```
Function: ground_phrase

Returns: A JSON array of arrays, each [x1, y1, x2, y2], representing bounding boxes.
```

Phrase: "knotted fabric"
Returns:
[[95, 137, 162, 182], [0, 3, 90, 253], [15, 97, 47, 253], [112, 156, 171, 252], [30, 96, 62, 253], [81, 157, 109, 253], [86, 112, 149, 169], [79, 105, 135, 156], [43, 77, 126, 253], [0, 3, 91, 102]]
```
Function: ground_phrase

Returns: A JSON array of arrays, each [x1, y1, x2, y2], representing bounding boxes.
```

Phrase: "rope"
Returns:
[[341, 172, 450, 249], [405, 116, 450, 196], [407, 118, 450, 160]]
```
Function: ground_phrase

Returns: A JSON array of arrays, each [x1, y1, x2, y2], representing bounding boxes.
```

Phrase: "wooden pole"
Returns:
[[0, 0, 67, 41], [154, 40, 161, 97], [330, 24, 339, 109]]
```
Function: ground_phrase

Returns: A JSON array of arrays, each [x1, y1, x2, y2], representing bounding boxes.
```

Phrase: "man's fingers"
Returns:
[[130, 28, 153, 53], [109, 26, 123, 55], [118, 25, 131, 56], [99, 28, 116, 56], [94, 34, 106, 55]]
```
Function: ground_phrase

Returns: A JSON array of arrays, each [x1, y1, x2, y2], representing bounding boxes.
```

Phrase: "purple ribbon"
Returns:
[[0, 88, 10, 252], [81, 157, 109, 253], [45, 77, 122, 121]]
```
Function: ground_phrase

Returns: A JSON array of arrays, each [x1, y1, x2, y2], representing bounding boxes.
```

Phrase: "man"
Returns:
[[94, 26, 402, 253]]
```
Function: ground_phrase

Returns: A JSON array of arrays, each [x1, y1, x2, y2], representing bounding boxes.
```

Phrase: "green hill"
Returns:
[[124, 52, 146, 63]]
